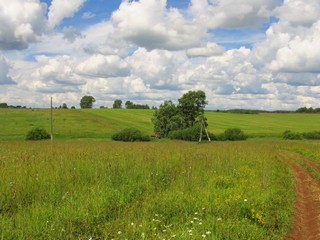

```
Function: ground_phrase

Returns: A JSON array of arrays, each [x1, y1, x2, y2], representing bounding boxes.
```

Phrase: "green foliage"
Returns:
[[152, 90, 208, 138], [302, 131, 320, 140], [218, 128, 247, 141], [26, 127, 51, 140], [168, 124, 215, 141], [296, 106, 320, 113], [178, 90, 208, 127], [152, 100, 180, 137], [113, 99, 122, 109], [0, 102, 8, 108], [282, 130, 302, 140], [125, 100, 150, 109], [80, 96, 95, 109], [112, 128, 150, 142]]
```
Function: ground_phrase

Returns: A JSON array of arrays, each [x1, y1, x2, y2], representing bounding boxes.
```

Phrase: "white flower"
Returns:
[[244, 199, 248, 202]]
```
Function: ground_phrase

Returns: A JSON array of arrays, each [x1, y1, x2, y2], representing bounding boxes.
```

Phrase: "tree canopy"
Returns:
[[152, 90, 208, 137], [113, 99, 122, 109], [80, 96, 95, 109]]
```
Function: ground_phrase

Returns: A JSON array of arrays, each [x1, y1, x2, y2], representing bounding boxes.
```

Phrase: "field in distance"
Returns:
[[1, 108, 320, 140]]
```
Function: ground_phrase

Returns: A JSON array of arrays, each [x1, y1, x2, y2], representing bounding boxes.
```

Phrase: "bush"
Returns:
[[112, 128, 150, 142], [302, 131, 320, 140], [218, 128, 247, 141], [168, 124, 215, 142], [282, 130, 302, 140], [26, 128, 51, 140]]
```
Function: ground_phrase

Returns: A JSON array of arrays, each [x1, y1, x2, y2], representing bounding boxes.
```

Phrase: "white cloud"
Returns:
[[48, 0, 85, 28], [190, 0, 280, 28], [186, 42, 225, 58], [82, 11, 96, 19], [76, 54, 130, 78], [62, 26, 83, 43], [0, 0, 48, 50], [274, 0, 320, 27], [111, 0, 205, 50], [0, 55, 15, 85]]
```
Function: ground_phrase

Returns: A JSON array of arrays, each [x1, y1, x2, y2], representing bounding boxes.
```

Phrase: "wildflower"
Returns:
[[188, 230, 192, 233], [194, 212, 198, 215], [190, 220, 194, 224], [131, 222, 134, 226], [217, 218, 222, 221], [199, 222, 202, 225], [9, 181, 14, 187], [206, 231, 211, 235], [244, 199, 248, 202], [118, 231, 122, 235], [202, 234, 206, 238]]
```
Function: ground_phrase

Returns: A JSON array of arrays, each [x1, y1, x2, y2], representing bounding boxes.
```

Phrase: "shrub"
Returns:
[[168, 124, 215, 142], [218, 128, 247, 141], [282, 130, 302, 140], [26, 128, 51, 140], [112, 128, 150, 142], [302, 131, 320, 140]]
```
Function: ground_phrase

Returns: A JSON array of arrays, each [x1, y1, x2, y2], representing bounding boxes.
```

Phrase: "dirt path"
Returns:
[[278, 152, 320, 240]]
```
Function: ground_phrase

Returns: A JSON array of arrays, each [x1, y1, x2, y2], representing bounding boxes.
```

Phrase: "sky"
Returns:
[[1, 0, 320, 110]]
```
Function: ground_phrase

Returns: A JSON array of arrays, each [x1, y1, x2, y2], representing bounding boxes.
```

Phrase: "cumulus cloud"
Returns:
[[273, 0, 320, 27], [0, 0, 47, 50], [190, 0, 280, 28], [128, 48, 185, 89], [111, 0, 206, 50], [48, 0, 85, 28], [76, 54, 130, 78], [62, 26, 83, 42], [186, 42, 225, 58], [0, 56, 15, 85]]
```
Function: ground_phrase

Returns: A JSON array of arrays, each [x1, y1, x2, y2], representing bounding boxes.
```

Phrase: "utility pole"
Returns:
[[50, 96, 53, 141]]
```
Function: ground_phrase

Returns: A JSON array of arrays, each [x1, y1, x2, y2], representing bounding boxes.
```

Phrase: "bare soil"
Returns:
[[278, 152, 320, 240]]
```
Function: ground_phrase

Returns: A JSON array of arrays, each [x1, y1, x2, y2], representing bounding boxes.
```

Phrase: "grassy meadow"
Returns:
[[1, 108, 320, 140], [1, 108, 320, 239], [0, 140, 295, 239]]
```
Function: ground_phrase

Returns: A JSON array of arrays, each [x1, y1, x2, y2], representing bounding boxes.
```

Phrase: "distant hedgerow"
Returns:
[[282, 130, 302, 140], [26, 127, 51, 140], [112, 128, 150, 142]]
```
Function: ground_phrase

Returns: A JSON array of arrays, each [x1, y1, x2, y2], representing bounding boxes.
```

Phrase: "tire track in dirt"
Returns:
[[278, 152, 320, 240]]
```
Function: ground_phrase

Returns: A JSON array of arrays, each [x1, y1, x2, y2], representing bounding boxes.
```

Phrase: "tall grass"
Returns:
[[0, 141, 294, 239]]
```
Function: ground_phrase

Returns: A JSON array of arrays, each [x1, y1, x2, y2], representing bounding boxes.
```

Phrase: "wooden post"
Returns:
[[50, 96, 53, 141]]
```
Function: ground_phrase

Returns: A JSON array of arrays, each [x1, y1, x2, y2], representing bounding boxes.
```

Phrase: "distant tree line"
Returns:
[[295, 107, 320, 113], [125, 101, 150, 109], [0, 103, 26, 109]]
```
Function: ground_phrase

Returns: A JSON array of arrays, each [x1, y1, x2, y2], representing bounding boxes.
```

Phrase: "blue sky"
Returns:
[[1, 0, 320, 110]]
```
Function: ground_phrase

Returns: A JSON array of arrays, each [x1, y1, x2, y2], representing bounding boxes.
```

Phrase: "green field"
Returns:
[[1, 108, 320, 140], [1, 109, 320, 239], [0, 140, 295, 239]]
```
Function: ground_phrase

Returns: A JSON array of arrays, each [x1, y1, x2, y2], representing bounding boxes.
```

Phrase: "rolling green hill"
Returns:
[[1, 108, 320, 140]]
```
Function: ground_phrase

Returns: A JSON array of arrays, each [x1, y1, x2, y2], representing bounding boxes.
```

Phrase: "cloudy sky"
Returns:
[[1, 0, 320, 110]]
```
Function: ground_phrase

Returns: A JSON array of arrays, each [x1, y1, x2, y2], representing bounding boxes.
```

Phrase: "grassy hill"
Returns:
[[1, 108, 320, 140]]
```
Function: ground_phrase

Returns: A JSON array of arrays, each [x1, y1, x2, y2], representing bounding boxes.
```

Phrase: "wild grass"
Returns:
[[0, 140, 294, 239]]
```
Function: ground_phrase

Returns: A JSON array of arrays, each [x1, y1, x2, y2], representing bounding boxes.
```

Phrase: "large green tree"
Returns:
[[178, 90, 207, 127], [80, 96, 95, 109], [152, 90, 208, 137], [113, 99, 122, 109], [152, 100, 182, 137]]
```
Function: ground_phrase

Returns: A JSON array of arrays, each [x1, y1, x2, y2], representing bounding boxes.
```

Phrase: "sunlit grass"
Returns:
[[0, 140, 294, 239], [1, 108, 320, 140]]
